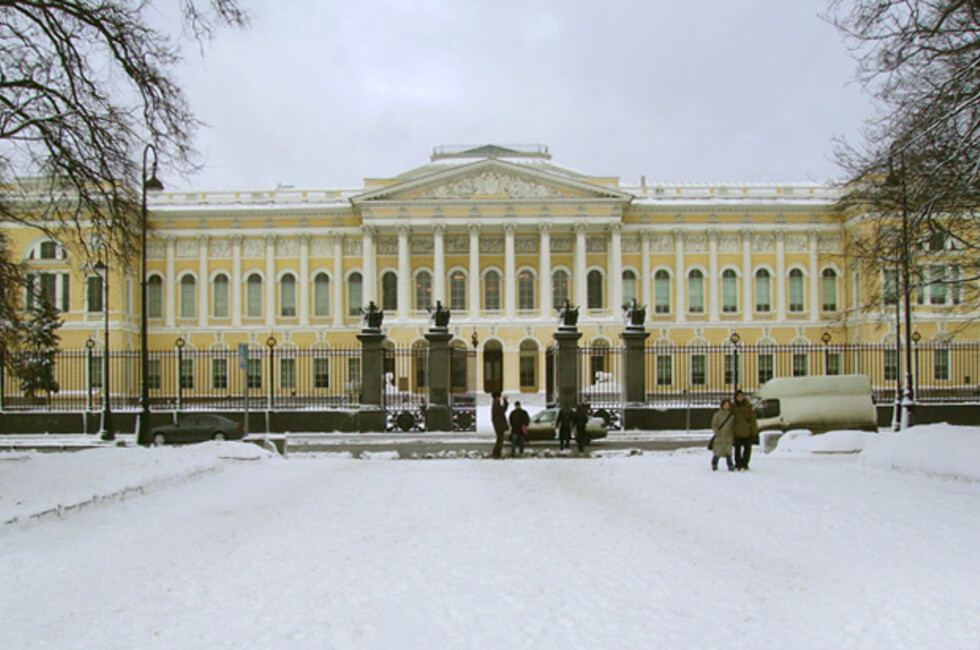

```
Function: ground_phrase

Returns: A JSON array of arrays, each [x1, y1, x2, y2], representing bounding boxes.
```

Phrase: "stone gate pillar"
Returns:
[[553, 301, 582, 410], [425, 301, 453, 432], [356, 302, 386, 433], [620, 300, 650, 429]]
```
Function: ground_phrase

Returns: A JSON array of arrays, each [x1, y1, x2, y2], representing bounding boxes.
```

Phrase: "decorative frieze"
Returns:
[[515, 235, 538, 254], [412, 237, 433, 254], [276, 238, 299, 257], [480, 236, 504, 254], [551, 235, 573, 253], [420, 171, 562, 199], [176, 239, 198, 259], [376, 237, 397, 256], [622, 235, 640, 253], [818, 234, 842, 253], [651, 234, 674, 253], [786, 233, 808, 253], [446, 236, 469, 254], [343, 238, 362, 256], [719, 234, 740, 253], [312, 238, 333, 256], [586, 235, 607, 253], [209, 239, 231, 258], [685, 233, 707, 252], [752, 234, 775, 252], [147, 240, 165, 260]]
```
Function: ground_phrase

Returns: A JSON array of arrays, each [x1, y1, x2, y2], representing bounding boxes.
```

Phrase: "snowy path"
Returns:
[[1, 452, 977, 649]]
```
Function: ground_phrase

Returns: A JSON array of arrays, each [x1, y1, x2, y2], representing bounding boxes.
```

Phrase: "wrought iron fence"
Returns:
[[0, 346, 363, 412], [644, 342, 980, 406]]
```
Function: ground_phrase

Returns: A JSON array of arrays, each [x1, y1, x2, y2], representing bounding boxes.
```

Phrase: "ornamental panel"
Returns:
[[147, 240, 165, 260], [818, 234, 842, 253], [651, 235, 674, 253], [719, 234, 740, 253], [446, 236, 469, 254], [685, 234, 707, 252], [311, 238, 332, 256], [420, 171, 563, 199], [515, 235, 538, 254], [786, 233, 808, 253], [586, 235, 607, 253], [376, 237, 398, 256], [412, 237, 434, 254], [343, 238, 362, 257], [276, 238, 299, 257], [480, 236, 504, 254], [551, 235, 573, 253], [243, 239, 264, 258], [209, 240, 231, 258], [753, 234, 775, 252], [176, 239, 198, 259], [622, 235, 640, 253]]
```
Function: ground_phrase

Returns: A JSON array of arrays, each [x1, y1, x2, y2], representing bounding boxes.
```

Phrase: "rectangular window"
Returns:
[[884, 349, 899, 382], [180, 280, 196, 319], [518, 275, 535, 311], [280, 358, 296, 390], [519, 355, 535, 388], [654, 276, 670, 314], [347, 276, 362, 316], [951, 265, 962, 305], [691, 354, 706, 386], [789, 275, 804, 312], [212, 358, 228, 390], [484, 273, 501, 311], [656, 355, 672, 386], [822, 274, 837, 311], [61, 273, 70, 313], [39, 273, 57, 309], [148, 279, 162, 318], [792, 353, 808, 377], [722, 275, 738, 312], [934, 349, 950, 382], [827, 352, 841, 376], [755, 276, 771, 312], [281, 280, 297, 317], [758, 354, 774, 385], [180, 358, 194, 390], [247, 358, 262, 389], [87, 275, 104, 312], [247, 280, 262, 317], [883, 269, 899, 306], [148, 359, 162, 390], [313, 357, 331, 389], [688, 277, 704, 313], [929, 265, 947, 305]]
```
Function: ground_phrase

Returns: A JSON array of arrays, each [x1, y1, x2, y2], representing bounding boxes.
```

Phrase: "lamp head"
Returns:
[[729, 332, 740, 345], [912, 331, 922, 343], [821, 332, 832, 344], [85, 338, 95, 349], [266, 336, 277, 349], [144, 175, 164, 193], [175, 337, 185, 349]]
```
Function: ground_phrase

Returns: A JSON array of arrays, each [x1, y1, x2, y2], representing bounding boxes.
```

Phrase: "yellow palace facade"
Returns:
[[9, 144, 978, 398]]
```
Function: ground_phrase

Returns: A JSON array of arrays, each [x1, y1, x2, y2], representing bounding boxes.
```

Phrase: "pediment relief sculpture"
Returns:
[[420, 171, 565, 199]]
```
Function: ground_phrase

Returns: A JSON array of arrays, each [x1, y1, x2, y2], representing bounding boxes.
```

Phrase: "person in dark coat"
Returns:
[[709, 398, 736, 471], [490, 392, 509, 459], [573, 403, 591, 453], [555, 403, 574, 450], [508, 401, 530, 457], [731, 390, 758, 471]]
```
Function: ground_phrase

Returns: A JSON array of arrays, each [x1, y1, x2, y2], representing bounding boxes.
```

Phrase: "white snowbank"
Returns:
[[860, 423, 980, 481], [771, 429, 879, 455], [0, 441, 276, 525]]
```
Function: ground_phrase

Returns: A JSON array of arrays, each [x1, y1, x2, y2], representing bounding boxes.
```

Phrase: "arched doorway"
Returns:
[[483, 340, 503, 394]]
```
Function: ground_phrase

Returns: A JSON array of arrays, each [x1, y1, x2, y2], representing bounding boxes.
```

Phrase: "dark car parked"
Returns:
[[524, 408, 608, 443], [150, 414, 245, 445]]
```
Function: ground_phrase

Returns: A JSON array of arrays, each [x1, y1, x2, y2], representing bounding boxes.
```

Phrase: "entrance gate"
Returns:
[[383, 347, 427, 432]]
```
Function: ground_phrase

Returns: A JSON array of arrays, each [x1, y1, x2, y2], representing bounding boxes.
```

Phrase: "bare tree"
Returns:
[[0, 0, 247, 335]]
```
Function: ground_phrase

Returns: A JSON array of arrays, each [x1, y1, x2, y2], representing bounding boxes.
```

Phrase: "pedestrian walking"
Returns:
[[508, 401, 530, 457], [731, 390, 759, 470], [491, 392, 509, 459], [573, 403, 591, 453], [556, 402, 574, 450], [708, 398, 736, 471]]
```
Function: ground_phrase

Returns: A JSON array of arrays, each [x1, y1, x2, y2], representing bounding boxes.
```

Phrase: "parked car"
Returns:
[[150, 414, 245, 445], [752, 374, 878, 433], [524, 407, 608, 443]]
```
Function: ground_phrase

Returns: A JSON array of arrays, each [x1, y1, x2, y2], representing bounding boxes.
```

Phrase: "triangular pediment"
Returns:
[[351, 158, 630, 203]]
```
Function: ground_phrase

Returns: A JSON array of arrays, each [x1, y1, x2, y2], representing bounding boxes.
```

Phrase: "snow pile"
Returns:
[[860, 423, 980, 481], [0, 441, 276, 525], [772, 429, 879, 455]]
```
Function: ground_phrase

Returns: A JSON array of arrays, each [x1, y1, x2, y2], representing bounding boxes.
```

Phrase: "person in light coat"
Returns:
[[709, 398, 736, 471], [732, 390, 759, 470]]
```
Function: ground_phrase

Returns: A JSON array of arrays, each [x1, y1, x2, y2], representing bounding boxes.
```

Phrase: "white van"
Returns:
[[752, 374, 878, 433]]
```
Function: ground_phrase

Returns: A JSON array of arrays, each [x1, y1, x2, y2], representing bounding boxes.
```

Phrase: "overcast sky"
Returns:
[[169, 0, 872, 192]]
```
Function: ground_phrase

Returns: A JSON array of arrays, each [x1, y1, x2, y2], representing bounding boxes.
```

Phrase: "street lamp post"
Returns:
[[821, 331, 832, 375], [730, 332, 741, 395], [912, 331, 922, 402], [138, 144, 164, 447], [94, 259, 113, 440], [86, 338, 95, 413], [266, 335, 277, 410], [175, 337, 185, 412]]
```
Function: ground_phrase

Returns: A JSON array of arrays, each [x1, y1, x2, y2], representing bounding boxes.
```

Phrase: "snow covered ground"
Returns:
[[1, 424, 978, 649]]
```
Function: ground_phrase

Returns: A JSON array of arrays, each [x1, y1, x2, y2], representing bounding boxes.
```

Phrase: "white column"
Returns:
[[361, 226, 376, 306], [609, 224, 623, 314], [504, 223, 516, 318], [574, 223, 587, 308], [231, 235, 242, 327], [708, 229, 719, 321], [433, 224, 446, 307], [673, 230, 686, 323], [299, 234, 310, 326], [198, 235, 208, 327], [468, 225, 480, 319], [265, 234, 276, 327], [397, 225, 411, 319], [809, 229, 820, 321], [332, 235, 344, 327], [776, 230, 787, 321], [538, 223, 551, 317], [741, 230, 752, 323], [641, 231, 651, 321], [165, 236, 176, 328]]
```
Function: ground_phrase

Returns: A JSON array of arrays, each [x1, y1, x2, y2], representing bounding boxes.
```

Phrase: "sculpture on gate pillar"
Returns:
[[428, 300, 450, 331], [361, 301, 384, 332], [623, 298, 646, 332], [557, 299, 579, 331]]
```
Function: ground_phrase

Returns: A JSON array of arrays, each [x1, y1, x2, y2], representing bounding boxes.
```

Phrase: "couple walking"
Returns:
[[709, 390, 758, 471], [556, 402, 591, 453], [490, 392, 530, 458]]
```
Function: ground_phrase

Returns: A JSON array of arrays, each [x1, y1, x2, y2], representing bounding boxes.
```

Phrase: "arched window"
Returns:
[[755, 269, 771, 312], [519, 339, 539, 389], [822, 268, 838, 311], [415, 270, 432, 310], [313, 273, 330, 316], [449, 270, 466, 311], [688, 269, 704, 313], [484, 270, 501, 311], [347, 272, 362, 316], [179, 276, 196, 319], [147, 275, 163, 318], [654, 270, 671, 314], [789, 269, 804, 312], [587, 270, 603, 309], [722, 269, 738, 313], [622, 270, 637, 305], [381, 271, 398, 311], [280, 274, 297, 317], [212, 274, 229, 318], [246, 274, 263, 317], [552, 270, 569, 310], [518, 270, 535, 310]]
